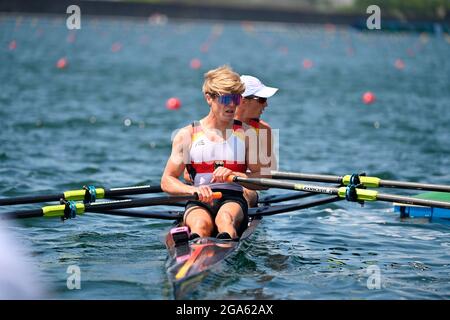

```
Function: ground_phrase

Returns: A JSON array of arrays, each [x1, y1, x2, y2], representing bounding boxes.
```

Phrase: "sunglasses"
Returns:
[[210, 93, 242, 106], [246, 96, 267, 104]]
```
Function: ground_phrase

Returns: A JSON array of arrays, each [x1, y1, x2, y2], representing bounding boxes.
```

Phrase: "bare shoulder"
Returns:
[[258, 119, 272, 131], [172, 124, 193, 146]]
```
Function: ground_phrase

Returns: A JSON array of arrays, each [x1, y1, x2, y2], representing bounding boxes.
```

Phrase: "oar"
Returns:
[[271, 171, 450, 193], [258, 185, 341, 204], [0, 185, 163, 206], [1, 192, 222, 220], [87, 190, 338, 211], [82, 190, 327, 208], [228, 176, 450, 210], [84, 195, 342, 219], [249, 195, 342, 216], [89, 209, 183, 220]]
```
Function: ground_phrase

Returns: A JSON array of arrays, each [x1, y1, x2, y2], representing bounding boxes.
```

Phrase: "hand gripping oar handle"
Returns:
[[194, 191, 222, 200], [226, 175, 239, 183]]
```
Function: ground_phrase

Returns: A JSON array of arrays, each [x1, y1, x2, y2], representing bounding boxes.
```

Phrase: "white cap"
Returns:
[[241, 75, 279, 98]]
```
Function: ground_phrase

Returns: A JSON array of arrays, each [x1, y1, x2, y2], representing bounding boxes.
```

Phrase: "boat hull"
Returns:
[[165, 215, 262, 298]]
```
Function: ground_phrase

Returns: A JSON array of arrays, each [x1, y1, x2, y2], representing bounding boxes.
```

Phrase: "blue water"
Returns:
[[1, 14, 449, 300]]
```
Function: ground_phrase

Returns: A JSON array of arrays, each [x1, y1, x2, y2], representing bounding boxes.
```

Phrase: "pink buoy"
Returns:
[[394, 59, 405, 70], [111, 42, 122, 52], [200, 43, 209, 52], [56, 57, 68, 69], [190, 58, 201, 69], [9, 40, 17, 50], [362, 91, 375, 104], [166, 97, 181, 110], [302, 59, 313, 69]]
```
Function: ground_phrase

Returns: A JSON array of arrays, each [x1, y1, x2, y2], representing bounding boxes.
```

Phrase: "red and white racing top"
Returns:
[[186, 120, 247, 192]]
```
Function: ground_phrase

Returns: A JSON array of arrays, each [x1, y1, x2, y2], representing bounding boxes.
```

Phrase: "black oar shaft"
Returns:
[[258, 184, 342, 204], [271, 171, 450, 193], [0, 185, 163, 206], [3, 209, 44, 219], [377, 193, 450, 209], [2, 193, 219, 219], [250, 195, 342, 216], [258, 191, 315, 204], [0, 194, 64, 206], [104, 185, 162, 197], [233, 177, 339, 194], [271, 171, 342, 183], [379, 180, 450, 192], [83, 195, 195, 212], [232, 176, 450, 210], [89, 209, 183, 220]]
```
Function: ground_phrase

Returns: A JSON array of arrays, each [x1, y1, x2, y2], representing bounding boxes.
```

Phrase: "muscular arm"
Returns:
[[161, 127, 197, 196]]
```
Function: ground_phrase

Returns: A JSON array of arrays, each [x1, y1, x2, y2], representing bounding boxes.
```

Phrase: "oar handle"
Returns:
[[194, 192, 223, 200], [212, 192, 222, 199]]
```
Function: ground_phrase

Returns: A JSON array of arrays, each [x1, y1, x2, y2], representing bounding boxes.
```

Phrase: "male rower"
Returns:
[[235, 75, 279, 207], [161, 66, 263, 241]]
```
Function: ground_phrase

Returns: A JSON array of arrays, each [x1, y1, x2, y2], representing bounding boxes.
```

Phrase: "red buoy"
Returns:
[[9, 40, 17, 50], [111, 42, 122, 52], [362, 91, 376, 104], [394, 59, 405, 70], [303, 59, 313, 69], [166, 97, 181, 110], [190, 58, 201, 69], [56, 57, 68, 69]]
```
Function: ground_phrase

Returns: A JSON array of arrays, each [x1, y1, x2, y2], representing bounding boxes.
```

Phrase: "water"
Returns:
[[1, 14, 449, 300]]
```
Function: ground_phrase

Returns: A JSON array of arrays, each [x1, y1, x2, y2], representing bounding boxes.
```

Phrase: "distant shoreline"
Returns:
[[1, 0, 448, 33]]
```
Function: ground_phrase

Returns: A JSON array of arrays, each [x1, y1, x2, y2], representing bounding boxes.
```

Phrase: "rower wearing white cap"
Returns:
[[182, 74, 279, 208], [235, 75, 279, 207]]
